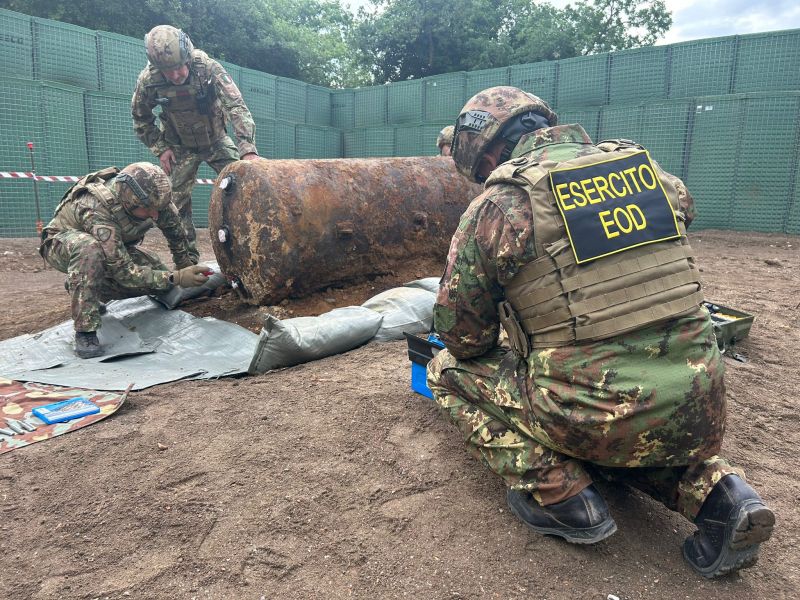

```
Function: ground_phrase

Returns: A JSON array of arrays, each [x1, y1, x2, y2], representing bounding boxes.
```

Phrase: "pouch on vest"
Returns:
[[498, 301, 529, 358]]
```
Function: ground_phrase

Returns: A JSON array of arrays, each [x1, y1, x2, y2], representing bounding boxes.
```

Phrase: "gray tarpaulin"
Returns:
[[0, 297, 258, 391]]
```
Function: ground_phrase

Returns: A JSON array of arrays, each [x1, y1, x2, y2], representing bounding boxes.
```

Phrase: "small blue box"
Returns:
[[404, 332, 445, 399]]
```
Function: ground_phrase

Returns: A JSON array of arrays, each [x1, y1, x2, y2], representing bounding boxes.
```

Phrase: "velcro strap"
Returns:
[[575, 290, 705, 341], [569, 268, 701, 316], [521, 306, 572, 332], [561, 244, 694, 293], [506, 240, 573, 291]]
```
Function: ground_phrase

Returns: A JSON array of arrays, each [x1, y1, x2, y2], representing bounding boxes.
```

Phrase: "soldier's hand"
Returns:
[[171, 264, 210, 288], [241, 152, 259, 161], [159, 148, 176, 175]]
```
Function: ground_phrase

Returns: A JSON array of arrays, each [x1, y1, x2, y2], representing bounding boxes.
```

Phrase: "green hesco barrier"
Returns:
[[557, 106, 600, 141], [510, 62, 556, 106], [240, 68, 277, 121], [729, 93, 800, 232], [787, 160, 800, 235], [669, 37, 736, 98], [638, 100, 693, 179], [296, 124, 327, 158], [424, 72, 466, 121], [354, 86, 387, 127], [324, 127, 342, 158], [599, 104, 643, 142], [388, 80, 424, 124], [331, 90, 355, 129], [466, 67, 510, 99], [686, 97, 742, 230], [276, 77, 307, 123], [557, 54, 608, 107], [253, 118, 276, 159], [306, 85, 332, 126], [342, 129, 365, 157], [33, 18, 99, 90], [394, 125, 422, 156], [733, 30, 800, 93], [97, 32, 145, 95], [273, 120, 296, 158], [609, 46, 668, 103], [363, 127, 396, 157], [84, 92, 153, 170], [420, 123, 450, 156], [0, 9, 34, 79]]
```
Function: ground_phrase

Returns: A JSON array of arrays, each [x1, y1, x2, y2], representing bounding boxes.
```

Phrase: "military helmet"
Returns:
[[145, 25, 194, 70], [115, 162, 172, 214], [436, 125, 455, 150], [451, 86, 558, 183]]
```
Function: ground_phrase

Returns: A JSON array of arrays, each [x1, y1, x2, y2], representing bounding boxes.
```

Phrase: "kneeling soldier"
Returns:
[[39, 162, 210, 358]]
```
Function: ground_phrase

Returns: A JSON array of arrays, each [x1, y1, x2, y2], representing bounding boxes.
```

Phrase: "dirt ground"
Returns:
[[0, 228, 798, 600]]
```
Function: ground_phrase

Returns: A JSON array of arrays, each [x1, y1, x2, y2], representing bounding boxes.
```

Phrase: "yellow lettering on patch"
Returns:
[[554, 182, 574, 211]]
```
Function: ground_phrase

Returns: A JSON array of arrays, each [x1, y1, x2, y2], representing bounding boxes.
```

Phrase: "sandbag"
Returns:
[[361, 286, 436, 341], [248, 306, 383, 374], [402, 276, 441, 295], [151, 261, 228, 310]]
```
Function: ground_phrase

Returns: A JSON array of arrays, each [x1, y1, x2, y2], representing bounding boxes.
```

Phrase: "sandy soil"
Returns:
[[0, 228, 798, 600]]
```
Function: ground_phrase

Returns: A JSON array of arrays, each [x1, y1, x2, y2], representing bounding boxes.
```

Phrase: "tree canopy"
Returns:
[[0, 0, 672, 87]]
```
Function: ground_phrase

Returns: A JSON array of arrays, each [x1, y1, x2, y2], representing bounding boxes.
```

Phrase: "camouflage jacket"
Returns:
[[131, 49, 257, 157], [434, 123, 702, 360], [42, 180, 193, 290]]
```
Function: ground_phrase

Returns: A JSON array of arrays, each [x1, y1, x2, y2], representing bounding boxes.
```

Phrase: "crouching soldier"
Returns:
[[39, 162, 211, 358]]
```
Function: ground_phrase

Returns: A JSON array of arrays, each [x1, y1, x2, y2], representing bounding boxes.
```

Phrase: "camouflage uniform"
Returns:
[[428, 124, 742, 520], [39, 170, 194, 333], [131, 48, 258, 261]]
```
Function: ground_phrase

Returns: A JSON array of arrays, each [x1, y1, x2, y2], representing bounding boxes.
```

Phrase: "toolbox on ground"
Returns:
[[404, 332, 445, 399], [704, 301, 754, 351]]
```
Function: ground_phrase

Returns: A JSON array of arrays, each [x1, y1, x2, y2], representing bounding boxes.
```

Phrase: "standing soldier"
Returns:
[[428, 86, 775, 577], [132, 25, 260, 262], [39, 163, 211, 359], [436, 125, 454, 156]]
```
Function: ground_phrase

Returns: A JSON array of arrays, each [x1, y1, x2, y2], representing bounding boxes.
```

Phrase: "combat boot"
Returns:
[[683, 474, 775, 578], [74, 331, 103, 359], [506, 485, 617, 544]]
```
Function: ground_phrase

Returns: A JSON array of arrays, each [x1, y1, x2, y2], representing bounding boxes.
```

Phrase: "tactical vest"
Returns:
[[147, 54, 224, 150], [46, 168, 153, 245], [488, 147, 704, 356]]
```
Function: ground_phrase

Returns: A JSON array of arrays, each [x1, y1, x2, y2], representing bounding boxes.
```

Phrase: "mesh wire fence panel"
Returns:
[[733, 31, 800, 93], [669, 37, 736, 98], [609, 46, 668, 104], [331, 90, 355, 129], [509, 62, 556, 106], [240, 68, 277, 121], [296, 124, 327, 158], [253, 118, 277, 159], [556, 107, 601, 140], [388, 80, 424, 124], [306, 85, 332, 126], [324, 127, 342, 158], [556, 54, 609, 107], [638, 100, 693, 179], [599, 104, 643, 143], [466, 67, 510, 99], [97, 32, 145, 95], [32, 18, 99, 90], [787, 160, 800, 235], [424, 72, 466, 121], [273, 120, 296, 158], [363, 127, 396, 157], [420, 123, 451, 156], [0, 8, 34, 79], [84, 92, 154, 170], [276, 77, 307, 123], [354, 86, 387, 127], [343, 129, 366, 157], [395, 124, 423, 156]]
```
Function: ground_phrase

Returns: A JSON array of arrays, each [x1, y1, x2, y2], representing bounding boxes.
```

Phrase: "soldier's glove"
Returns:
[[170, 265, 210, 288]]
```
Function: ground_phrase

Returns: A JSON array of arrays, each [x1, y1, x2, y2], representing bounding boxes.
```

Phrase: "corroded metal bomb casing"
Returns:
[[208, 157, 481, 306]]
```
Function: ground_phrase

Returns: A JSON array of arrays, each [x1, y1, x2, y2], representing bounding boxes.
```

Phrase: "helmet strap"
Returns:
[[115, 173, 150, 208]]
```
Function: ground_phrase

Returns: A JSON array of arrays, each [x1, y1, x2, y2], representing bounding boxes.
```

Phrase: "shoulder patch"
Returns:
[[220, 73, 233, 85], [94, 226, 112, 243]]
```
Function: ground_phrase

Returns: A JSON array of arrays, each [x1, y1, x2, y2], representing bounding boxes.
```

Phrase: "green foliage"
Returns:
[[0, 0, 671, 86]]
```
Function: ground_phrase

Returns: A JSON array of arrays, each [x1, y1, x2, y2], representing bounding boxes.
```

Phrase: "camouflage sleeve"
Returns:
[[74, 198, 172, 290], [654, 162, 696, 228], [131, 69, 169, 157], [209, 60, 258, 156], [433, 187, 531, 359], [156, 203, 195, 269]]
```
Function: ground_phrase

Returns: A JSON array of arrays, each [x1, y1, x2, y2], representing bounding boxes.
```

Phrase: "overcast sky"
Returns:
[[344, 0, 800, 45]]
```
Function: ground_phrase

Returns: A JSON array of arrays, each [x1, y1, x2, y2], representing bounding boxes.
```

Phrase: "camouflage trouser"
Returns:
[[427, 346, 743, 520], [170, 136, 239, 262], [42, 230, 168, 332]]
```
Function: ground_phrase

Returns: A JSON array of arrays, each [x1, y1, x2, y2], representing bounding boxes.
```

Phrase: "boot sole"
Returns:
[[508, 501, 618, 545], [684, 499, 775, 578]]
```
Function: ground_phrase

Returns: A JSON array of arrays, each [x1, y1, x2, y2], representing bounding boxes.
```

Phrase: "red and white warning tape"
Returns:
[[0, 171, 215, 184]]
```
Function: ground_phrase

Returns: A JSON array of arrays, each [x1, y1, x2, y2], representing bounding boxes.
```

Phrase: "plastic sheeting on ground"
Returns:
[[0, 297, 258, 391]]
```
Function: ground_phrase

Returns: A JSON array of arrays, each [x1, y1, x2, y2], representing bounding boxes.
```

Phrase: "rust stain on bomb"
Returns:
[[209, 157, 481, 306]]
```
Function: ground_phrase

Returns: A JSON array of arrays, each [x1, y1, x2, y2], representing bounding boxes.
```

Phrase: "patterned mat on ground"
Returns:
[[0, 378, 129, 455]]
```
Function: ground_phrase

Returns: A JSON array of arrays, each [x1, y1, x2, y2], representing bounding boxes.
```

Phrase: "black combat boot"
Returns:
[[683, 474, 775, 578], [506, 485, 617, 544], [74, 331, 103, 359]]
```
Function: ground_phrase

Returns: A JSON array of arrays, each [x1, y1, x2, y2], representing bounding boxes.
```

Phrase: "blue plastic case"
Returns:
[[32, 397, 101, 424]]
